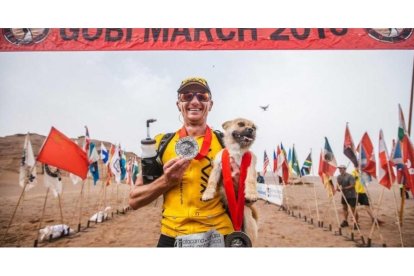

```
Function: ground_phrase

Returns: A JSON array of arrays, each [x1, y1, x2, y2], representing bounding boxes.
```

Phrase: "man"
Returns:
[[336, 165, 358, 228], [129, 77, 235, 247]]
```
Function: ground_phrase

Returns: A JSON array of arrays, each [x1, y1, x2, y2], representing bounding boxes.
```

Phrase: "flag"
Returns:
[[318, 149, 335, 197], [263, 150, 269, 175], [69, 138, 82, 185], [277, 145, 289, 184], [398, 104, 408, 141], [105, 144, 114, 186], [19, 133, 37, 191], [126, 157, 133, 185], [301, 151, 312, 176], [402, 135, 414, 194], [287, 148, 293, 174], [343, 123, 358, 168], [291, 145, 301, 177], [378, 129, 395, 189], [110, 144, 121, 184], [100, 142, 109, 165], [37, 127, 89, 179], [132, 156, 139, 185], [322, 137, 337, 177], [358, 132, 376, 179], [391, 139, 405, 184], [120, 149, 127, 181], [43, 164, 63, 197], [83, 125, 91, 153], [89, 142, 100, 185], [273, 150, 277, 173]]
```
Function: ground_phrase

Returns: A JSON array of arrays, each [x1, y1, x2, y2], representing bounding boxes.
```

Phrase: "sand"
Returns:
[[0, 171, 413, 248]]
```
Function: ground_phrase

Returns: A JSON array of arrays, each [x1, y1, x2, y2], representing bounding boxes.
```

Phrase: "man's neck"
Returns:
[[183, 123, 207, 136]]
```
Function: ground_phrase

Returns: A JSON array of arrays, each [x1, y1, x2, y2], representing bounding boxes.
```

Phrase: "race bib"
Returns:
[[175, 229, 224, 247]]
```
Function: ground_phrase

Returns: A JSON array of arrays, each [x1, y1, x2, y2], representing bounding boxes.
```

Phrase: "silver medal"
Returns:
[[225, 231, 252, 247], [175, 137, 199, 160]]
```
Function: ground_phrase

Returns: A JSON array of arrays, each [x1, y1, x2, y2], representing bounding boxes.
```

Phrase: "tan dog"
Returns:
[[202, 118, 259, 245]]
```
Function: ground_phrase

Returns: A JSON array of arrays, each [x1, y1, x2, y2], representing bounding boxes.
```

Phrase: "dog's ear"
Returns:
[[222, 120, 233, 130]]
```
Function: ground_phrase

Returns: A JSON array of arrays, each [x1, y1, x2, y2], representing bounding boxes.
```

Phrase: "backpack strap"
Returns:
[[157, 132, 175, 164], [213, 129, 225, 149]]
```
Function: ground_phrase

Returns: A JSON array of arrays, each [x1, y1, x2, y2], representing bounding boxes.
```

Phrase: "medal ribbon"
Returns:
[[222, 149, 252, 231], [178, 125, 212, 160]]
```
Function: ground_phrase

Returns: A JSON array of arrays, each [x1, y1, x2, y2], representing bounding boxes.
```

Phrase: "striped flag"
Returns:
[[301, 151, 312, 176], [378, 129, 395, 189], [263, 150, 269, 175]]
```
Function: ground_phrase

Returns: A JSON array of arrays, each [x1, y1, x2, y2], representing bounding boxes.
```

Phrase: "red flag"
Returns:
[[358, 132, 377, 178], [378, 129, 395, 189], [37, 127, 89, 179], [402, 135, 414, 194]]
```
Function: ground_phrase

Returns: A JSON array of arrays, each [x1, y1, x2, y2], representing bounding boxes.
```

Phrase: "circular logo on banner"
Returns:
[[366, 28, 413, 43], [2, 28, 50, 45]]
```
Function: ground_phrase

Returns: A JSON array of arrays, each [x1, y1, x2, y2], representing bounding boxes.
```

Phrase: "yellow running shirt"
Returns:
[[352, 169, 366, 193], [155, 131, 234, 237]]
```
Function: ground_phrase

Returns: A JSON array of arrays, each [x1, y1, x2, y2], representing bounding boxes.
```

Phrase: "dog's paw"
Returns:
[[201, 190, 215, 201], [245, 189, 259, 202]]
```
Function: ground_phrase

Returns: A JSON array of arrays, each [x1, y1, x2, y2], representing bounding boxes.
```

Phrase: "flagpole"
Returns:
[[310, 151, 321, 226], [1, 164, 36, 246], [362, 175, 386, 246], [77, 180, 86, 232], [386, 144, 404, 246], [33, 187, 50, 247]]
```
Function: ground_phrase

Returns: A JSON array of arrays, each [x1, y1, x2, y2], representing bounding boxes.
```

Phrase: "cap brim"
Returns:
[[178, 82, 209, 93]]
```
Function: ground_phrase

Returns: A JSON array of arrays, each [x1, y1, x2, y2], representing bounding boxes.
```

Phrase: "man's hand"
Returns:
[[163, 157, 190, 187]]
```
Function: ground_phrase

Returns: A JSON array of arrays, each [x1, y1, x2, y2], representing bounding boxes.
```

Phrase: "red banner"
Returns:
[[1, 28, 413, 51]]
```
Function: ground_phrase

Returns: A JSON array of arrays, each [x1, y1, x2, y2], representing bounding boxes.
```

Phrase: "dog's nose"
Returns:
[[247, 128, 254, 133]]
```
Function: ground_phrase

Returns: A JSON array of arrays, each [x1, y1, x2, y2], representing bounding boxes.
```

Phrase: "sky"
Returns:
[[0, 49, 413, 173]]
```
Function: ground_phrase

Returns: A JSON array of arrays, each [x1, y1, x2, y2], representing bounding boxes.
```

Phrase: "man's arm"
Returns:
[[129, 157, 190, 210]]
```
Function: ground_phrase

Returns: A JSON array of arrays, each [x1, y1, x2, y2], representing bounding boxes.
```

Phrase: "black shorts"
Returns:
[[341, 197, 357, 207], [157, 234, 176, 247], [357, 193, 370, 206]]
